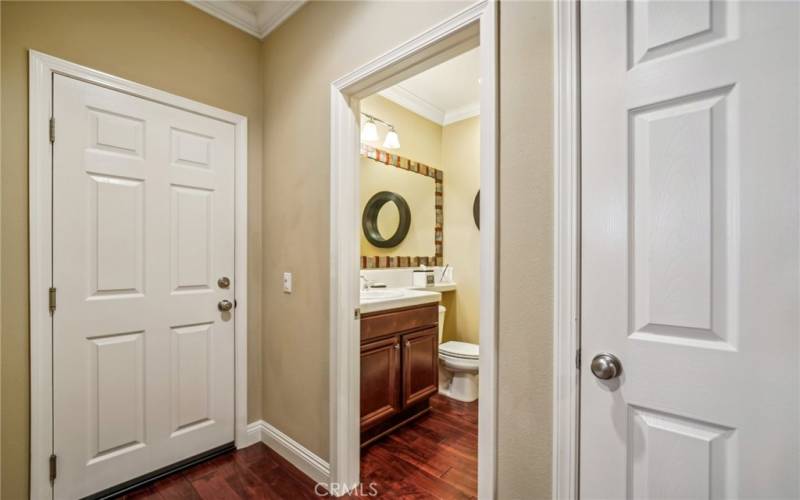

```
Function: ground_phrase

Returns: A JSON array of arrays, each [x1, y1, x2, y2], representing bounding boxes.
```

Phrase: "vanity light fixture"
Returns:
[[361, 112, 400, 149], [362, 117, 379, 142], [383, 127, 401, 149]]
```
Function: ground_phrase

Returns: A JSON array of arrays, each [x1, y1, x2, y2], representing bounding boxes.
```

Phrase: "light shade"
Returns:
[[362, 119, 379, 142], [383, 128, 401, 149]]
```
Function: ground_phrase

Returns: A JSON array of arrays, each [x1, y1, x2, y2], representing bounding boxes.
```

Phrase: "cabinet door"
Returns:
[[402, 328, 439, 407], [360, 336, 401, 430]]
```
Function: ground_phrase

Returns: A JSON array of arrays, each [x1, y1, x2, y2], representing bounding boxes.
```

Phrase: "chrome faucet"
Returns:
[[360, 275, 373, 291]]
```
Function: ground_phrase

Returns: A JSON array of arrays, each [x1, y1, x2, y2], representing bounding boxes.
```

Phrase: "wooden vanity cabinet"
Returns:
[[360, 303, 439, 444]]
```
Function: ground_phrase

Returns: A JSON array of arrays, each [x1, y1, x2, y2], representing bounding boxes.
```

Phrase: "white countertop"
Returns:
[[360, 288, 441, 314]]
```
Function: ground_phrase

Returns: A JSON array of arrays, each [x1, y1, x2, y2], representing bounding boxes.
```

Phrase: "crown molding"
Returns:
[[187, 0, 261, 38], [379, 86, 445, 125], [379, 85, 479, 126], [443, 101, 480, 125], [186, 1, 306, 39], [256, 1, 305, 37]]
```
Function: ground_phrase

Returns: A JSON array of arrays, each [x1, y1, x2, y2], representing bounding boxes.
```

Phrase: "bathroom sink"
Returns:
[[360, 289, 405, 301]]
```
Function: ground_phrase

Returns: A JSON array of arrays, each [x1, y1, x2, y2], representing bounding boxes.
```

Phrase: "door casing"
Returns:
[[28, 50, 249, 500]]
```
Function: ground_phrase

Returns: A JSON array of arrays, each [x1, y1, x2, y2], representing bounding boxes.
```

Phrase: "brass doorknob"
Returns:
[[218, 300, 233, 312], [591, 353, 622, 380]]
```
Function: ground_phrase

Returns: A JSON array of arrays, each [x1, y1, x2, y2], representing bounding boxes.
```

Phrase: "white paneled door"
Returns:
[[581, 1, 799, 498], [52, 74, 236, 499]]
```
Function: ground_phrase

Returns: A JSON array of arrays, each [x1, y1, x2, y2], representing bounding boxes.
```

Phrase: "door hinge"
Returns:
[[575, 348, 581, 370], [48, 287, 57, 315], [49, 454, 57, 482], [354, 307, 360, 320], [49, 117, 55, 143]]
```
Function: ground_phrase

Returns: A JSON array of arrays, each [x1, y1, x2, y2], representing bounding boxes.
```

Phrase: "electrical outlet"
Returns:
[[283, 272, 293, 293]]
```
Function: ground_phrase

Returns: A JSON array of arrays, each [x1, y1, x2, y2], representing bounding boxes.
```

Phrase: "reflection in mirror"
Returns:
[[377, 201, 400, 238]]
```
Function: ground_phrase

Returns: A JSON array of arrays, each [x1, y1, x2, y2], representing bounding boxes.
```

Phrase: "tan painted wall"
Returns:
[[441, 116, 481, 345], [0, 2, 264, 497], [262, 3, 554, 497], [360, 95, 441, 258], [261, 0, 473, 460], [497, 1, 554, 498]]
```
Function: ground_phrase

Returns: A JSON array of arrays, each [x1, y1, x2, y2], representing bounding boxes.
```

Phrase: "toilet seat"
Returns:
[[439, 341, 479, 360]]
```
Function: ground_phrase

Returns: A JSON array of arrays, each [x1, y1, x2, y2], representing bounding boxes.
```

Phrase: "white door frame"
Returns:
[[328, 1, 499, 495], [553, 1, 581, 499], [28, 50, 249, 500]]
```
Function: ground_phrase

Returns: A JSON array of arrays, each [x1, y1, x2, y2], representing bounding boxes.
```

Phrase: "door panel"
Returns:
[[170, 323, 214, 435], [360, 336, 401, 430], [402, 328, 439, 407], [88, 331, 146, 462], [53, 74, 236, 498], [581, 1, 799, 498]]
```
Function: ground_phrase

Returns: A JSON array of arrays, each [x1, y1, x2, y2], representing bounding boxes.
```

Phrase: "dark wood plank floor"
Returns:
[[120, 394, 477, 499]]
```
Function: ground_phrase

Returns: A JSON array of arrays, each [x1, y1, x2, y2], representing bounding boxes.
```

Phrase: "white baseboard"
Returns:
[[245, 420, 331, 485]]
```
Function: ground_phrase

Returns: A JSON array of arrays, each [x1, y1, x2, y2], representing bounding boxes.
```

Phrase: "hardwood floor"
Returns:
[[359, 395, 478, 499], [120, 394, 477, 499]]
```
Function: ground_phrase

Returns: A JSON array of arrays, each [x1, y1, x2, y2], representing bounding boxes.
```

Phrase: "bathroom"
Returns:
[[356, 47, 480, 492]]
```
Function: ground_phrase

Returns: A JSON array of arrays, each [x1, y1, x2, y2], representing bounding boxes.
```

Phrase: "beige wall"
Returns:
[[0, 2, 264, 497], [441, 116, 481, 345], [263, 3, 554, 498], [497, 1, 554, 498], [261, 0, 473, 460], [360, 95, 440, 258]]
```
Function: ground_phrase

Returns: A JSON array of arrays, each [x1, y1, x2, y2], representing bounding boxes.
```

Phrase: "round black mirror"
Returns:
[[363, 191, 411, 248], [473, 190, 480, 230]]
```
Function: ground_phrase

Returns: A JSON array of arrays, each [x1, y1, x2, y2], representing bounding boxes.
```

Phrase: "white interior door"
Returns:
[[52, 74, 236, 499], [581, 1, 799, 498]]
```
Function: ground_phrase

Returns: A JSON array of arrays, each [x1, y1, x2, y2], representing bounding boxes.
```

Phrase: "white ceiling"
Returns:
[[379, 47, 480, 126], [186, 0, 306, 39]]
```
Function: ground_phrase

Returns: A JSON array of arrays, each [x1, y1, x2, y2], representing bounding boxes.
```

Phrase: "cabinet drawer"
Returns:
[[361, 303, 438, 343]]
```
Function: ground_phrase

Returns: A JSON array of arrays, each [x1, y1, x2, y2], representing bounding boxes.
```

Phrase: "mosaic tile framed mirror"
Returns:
[[360, 145, 443, 269]]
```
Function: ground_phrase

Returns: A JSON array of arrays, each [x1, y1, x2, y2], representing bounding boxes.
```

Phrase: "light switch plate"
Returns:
[[283, 272, 292, 293]]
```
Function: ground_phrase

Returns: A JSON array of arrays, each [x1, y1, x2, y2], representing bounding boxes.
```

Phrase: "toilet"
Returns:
[[437, 305, 479, 402]]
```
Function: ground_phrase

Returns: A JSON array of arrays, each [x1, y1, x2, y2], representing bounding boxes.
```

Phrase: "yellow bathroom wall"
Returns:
[[441, 116, 481, 345]]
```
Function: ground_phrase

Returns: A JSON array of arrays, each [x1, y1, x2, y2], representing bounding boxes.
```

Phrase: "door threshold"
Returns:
[[82, 442, 235, 500]]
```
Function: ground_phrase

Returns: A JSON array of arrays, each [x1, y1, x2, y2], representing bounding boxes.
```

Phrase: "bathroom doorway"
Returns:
[[329, 3, 497, 496], [356, 45, 482, 495]]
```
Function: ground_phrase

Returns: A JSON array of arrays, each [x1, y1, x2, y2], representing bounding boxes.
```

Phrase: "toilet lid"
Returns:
[[439, 341, 479, 360]]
